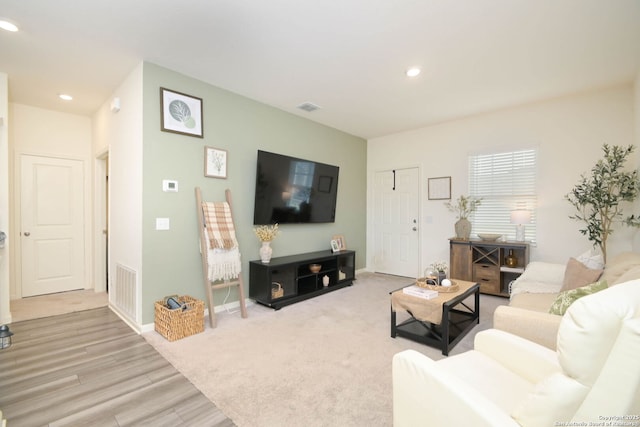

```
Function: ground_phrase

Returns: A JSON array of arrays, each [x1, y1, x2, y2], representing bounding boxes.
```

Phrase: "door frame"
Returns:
[[94, 148, 109, 293], [370, 164, 422, 277]]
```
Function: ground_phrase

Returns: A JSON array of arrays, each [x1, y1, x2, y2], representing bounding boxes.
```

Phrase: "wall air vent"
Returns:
[[297, 102, 321, 112]]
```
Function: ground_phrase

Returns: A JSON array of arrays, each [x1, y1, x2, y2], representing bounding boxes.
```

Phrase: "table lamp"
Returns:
[[510, 210, 531, 242]]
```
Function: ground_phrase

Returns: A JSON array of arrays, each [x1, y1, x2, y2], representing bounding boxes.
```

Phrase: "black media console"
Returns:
[[249, 250, 356, 309]]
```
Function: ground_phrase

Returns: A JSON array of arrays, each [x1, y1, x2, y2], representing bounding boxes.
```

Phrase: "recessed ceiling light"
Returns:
[[59, 94, 73, 101], [406, 67, 421, 77], [0, 19, 19, 32]]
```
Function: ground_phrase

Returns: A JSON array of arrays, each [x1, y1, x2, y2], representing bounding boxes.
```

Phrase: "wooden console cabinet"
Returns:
[[449, 239, 529, 297], [249, 250, 355, 309]]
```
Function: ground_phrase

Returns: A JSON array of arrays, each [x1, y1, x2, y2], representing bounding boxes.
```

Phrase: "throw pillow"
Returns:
[[548, 280, 608, 315], [561, 257, 603, 292], [575, 249, 605, 270]]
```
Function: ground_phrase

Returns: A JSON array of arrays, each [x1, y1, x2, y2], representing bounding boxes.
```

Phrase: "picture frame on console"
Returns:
[[330, 239, 340, 253], [333, 235, 346, 250]]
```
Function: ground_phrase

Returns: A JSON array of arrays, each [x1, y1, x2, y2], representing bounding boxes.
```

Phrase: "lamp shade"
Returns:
[[510, 210, 531, 225]]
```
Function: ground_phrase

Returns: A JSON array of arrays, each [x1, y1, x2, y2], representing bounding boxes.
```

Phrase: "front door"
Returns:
[[373, 167, 420, 277], [21, 154, 85, 296]]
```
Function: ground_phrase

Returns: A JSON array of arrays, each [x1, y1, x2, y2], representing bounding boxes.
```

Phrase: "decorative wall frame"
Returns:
[[428, 176, 451, 200], [205, 147, 228, 179], [160, 87, 203, 138]]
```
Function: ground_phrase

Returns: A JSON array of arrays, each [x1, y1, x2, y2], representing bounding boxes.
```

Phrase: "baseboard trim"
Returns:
[[139, 298, 255, 334]]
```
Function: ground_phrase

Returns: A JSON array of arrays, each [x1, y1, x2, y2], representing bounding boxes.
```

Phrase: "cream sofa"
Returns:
[[392, 280, 640, 426], [494, 251, 640, 349]]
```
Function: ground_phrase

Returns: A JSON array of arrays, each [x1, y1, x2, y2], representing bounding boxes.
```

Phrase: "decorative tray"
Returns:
[[415, 278, 459, 293]]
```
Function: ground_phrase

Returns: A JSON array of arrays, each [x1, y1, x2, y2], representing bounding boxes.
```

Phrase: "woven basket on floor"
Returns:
[[154, 295, 204, 341]]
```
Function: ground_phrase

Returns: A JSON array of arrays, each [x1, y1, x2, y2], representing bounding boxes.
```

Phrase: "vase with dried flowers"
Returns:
[[254, 223, 279, 263], [445, 195, 481, 240]]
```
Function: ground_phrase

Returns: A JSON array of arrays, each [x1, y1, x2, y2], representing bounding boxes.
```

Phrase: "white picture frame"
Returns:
[[205, 146, 228, 179], [428, 176, 451, 200], [330, 239, 340, 253]]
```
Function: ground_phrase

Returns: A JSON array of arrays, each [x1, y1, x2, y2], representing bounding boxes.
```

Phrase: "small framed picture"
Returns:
[[428, 176, 451, 200], [160, 87, 203, 138], [205, 147, 228, 179], [333, 235, 346, 250], [330, 239, 340, 253]]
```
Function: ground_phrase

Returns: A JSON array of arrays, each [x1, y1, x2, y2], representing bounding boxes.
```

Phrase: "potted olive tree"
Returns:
[[565, 144, 640, 263]]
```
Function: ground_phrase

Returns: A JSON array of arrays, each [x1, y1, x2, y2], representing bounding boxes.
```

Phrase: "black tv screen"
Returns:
[[253, 150, 339, 224]]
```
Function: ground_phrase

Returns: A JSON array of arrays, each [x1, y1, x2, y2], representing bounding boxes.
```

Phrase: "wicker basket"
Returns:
[[271, 282, 284, 299], [415, 278, 460, 293], [154, 295, 204, 341]]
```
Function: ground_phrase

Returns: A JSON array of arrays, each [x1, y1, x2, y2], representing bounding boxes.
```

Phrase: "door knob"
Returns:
[[412, 227, 417, 231], [23, 232, 30, 236]]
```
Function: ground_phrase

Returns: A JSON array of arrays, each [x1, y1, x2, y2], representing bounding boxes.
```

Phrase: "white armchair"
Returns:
[[392, 279, 640, 426]]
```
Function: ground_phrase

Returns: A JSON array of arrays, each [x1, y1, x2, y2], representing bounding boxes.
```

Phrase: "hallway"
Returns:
[[10, 289, 108, 323]]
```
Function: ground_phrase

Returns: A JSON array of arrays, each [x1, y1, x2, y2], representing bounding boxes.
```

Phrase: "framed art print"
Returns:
[[428, 176, 451, 200], [160, 87, 203, 138], [205, 146, 228, 179], [332, 234, 346, 250]]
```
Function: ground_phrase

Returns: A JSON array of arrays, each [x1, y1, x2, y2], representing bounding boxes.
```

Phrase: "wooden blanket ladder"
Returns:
[[195, 187, 248, 328]]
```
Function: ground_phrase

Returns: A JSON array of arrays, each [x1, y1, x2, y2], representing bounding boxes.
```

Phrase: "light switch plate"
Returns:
[[156, 218, 170, 230]]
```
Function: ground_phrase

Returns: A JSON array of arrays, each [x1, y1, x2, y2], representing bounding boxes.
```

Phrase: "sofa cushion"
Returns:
[[561, 258, 603, 292], [549, 280, 608, 316], [510, 292, 559, 312], [611, 266, 640, 286], [600, 252, 640, 285]]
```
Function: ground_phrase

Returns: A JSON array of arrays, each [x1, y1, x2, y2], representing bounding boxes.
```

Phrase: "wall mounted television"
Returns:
[[253, 150, 339, 224]]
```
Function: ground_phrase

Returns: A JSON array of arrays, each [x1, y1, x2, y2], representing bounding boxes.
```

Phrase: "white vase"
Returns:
[[260, 241, 273, 263]]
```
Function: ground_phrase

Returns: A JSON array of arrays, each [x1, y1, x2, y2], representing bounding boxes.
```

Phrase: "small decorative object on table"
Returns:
[[254, 223, 279, 263], [478, 233, 502, 241], [417, 261, 459, 291]]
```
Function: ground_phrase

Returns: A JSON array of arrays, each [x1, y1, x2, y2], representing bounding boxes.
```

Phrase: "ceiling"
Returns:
[[1, 1, 640, 139]]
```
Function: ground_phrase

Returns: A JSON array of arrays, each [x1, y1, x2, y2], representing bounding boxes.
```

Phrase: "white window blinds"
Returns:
[[468, 149, 537, 243]]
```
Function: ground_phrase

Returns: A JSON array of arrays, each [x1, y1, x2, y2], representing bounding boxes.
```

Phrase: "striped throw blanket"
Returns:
[[202, 202, 238, 249], [202, 202, 241, 281]]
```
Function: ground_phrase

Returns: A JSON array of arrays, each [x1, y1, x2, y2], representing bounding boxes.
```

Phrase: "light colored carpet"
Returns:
[[10, 289, 108, 322], [143, 272, 507, 427]]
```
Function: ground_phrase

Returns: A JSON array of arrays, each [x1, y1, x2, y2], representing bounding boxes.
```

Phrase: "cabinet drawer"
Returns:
[[473, 264, 500, 294]]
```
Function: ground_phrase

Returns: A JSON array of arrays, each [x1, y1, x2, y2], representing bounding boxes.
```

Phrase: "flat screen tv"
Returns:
[[253, 150, 339, 224]]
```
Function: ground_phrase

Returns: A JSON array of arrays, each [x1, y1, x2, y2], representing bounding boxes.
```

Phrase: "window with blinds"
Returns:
[[468, 149, 537, 243]]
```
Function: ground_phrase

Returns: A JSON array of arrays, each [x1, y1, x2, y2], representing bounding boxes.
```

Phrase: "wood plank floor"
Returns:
[[0, 307, 235, 427]]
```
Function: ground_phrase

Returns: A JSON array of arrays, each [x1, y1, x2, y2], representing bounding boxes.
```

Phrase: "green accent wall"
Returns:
[[141, 63, 366, 324]]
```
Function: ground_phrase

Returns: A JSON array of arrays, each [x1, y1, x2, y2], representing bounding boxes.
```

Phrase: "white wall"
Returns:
[[92, 63, 144, 324], [367, 84, 637, 270], [9, 103, 92, 299]]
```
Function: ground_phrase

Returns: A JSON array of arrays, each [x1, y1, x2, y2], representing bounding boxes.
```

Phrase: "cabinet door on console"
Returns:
[[449, 240, 472, 281]]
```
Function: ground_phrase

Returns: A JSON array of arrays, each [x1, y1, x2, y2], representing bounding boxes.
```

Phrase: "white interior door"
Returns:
[[21, 154, 85, 297], [373, 167, 420, 277]]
